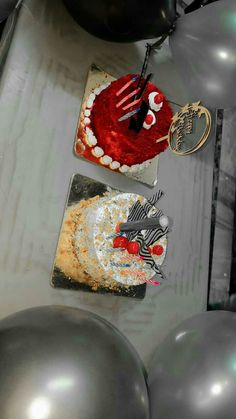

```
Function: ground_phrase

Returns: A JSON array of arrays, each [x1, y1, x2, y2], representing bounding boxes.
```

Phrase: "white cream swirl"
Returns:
[[92, 146, 104, 157], [148, 92, 163, 112], [100, 155, 112, 165]]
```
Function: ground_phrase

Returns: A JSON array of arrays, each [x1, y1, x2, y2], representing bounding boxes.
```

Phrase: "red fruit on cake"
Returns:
[[152, 245, 164, 256], [113, 236, 129, 249], [77, 74, 173, 174], [127, 241, 140, 254]]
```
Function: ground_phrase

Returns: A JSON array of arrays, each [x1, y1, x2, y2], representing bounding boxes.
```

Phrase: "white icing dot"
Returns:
[[100, 155, 112, 165], [84, 109, 91, 117], [84, 117, 91, 125], [94, 87, 100, 95], [87, 100, 93, 108], [110, 161, 120, 170], [85, 127, 97, 146], [92, 146, 104, 157], [119, 165, 129, 173], [129, 164, 140, 173], [87, 93, 96, 108]]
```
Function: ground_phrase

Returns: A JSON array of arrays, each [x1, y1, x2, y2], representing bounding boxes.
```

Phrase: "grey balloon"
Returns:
[[148, 311, 236, 419], [169, 0, 236, 108], [0, 305, 149, 419]]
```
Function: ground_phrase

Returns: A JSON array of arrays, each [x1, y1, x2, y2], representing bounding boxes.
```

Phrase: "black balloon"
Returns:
[[63, 0, 176, 42], [0, 0, 18, 22]]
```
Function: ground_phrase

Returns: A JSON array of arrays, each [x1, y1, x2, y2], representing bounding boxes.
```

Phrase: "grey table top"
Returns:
[[0, 0, 216, 366]]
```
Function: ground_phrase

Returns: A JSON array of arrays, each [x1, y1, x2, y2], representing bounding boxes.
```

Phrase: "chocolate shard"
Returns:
[[129, 101, 149, 133]]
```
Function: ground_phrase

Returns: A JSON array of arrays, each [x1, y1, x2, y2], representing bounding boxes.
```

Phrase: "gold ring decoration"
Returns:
[[168, 101, 212, 156]]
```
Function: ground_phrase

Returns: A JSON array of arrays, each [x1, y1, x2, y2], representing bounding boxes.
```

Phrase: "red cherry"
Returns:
[[115, 223, 121, 233], [145, 114, 154, 125], [152, 244, 164, 256], [147, 247, 152, 254], [154, 93, 164, 105], [127, 241, 140, 254], [113, 236, 129, 248]]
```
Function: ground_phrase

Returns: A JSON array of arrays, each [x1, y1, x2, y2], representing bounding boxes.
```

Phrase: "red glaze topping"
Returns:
[[89, 74, 173, 166]]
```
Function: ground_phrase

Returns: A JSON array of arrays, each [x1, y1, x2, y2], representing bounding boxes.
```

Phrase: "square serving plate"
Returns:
[[51, 173, 147, 299]]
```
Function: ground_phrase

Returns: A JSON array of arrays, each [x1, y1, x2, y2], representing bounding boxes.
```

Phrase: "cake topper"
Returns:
[[168, 101, 212, 155]]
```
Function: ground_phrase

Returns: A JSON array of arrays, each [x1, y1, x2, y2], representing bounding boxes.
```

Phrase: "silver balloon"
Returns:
[[148, 311, 236, 419], [169, 0, 236, 108], [0, 306, 148, 419]]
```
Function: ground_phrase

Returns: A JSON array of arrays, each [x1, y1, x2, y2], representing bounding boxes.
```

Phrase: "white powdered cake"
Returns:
[[74, 193, 167, 286]]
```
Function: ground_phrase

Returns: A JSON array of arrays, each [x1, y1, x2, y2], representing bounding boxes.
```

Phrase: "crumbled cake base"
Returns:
[[55, 196, 125, 292]]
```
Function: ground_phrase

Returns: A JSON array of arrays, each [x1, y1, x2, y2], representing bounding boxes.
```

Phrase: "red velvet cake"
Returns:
[[77, 74, 173, 174]]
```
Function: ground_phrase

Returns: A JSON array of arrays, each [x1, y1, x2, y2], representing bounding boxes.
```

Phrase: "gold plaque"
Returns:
[[168, 102, 212, 155]]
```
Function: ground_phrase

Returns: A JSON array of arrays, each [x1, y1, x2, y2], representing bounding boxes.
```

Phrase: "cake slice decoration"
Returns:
[[116, 87, 141, 108], [116, 75, 139, 97]]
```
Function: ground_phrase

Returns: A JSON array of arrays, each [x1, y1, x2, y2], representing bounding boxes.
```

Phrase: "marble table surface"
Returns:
[[0, 0, 216, 366]]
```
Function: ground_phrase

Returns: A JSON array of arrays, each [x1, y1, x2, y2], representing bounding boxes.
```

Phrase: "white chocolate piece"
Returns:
[[87, 93, 96, 108], [84, 109, 91, 117], [119, 165, 129, 173], [85, 127, 97, 147], [100, 155, 112, 165], [84, 117, 91, 125], [92, 146, 104, 157], [110, 161, 120, 170]]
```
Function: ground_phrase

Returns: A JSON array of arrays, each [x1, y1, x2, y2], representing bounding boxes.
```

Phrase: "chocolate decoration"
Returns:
[[129, 101, 149, 132]]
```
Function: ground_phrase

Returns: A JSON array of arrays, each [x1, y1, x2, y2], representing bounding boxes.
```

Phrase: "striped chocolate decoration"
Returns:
[[136, 233, 164, 279], [125, 190, 167, 279]]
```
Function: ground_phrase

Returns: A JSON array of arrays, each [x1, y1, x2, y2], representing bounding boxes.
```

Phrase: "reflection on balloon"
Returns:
[[148, 311, 236, 419], [0, 306, 149, 419], [170, 0, 236, 108], [28, 397, 51, 419]]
